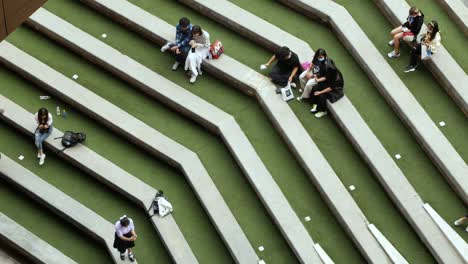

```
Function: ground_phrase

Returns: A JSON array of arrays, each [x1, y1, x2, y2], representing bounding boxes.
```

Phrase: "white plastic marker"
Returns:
[[72, 74, 79, 80], [349, 185, 356, 191], [18, 155, 24, 160], [439, 121, 446, 127], [39, 96, 50, 100], [260, 64, 267, 70], [304, 216, 311, 222], [101, 33, 107, 38], [258, 260, 266, 264], [258, 246, 264, 252], [395, 154, 401, 160]]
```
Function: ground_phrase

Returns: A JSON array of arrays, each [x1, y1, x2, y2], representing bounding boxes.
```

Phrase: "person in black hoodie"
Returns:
[[262, 46, 303, 93], [388, 7, 424, 58]]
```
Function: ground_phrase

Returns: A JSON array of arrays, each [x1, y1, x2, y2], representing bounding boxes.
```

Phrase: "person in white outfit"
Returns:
[[185, 25, 211, 83]]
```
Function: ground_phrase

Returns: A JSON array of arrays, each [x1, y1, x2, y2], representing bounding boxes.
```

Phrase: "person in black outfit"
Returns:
[[388, 7, 424, 58], [309, 61, 344, 118], [404, 21, 441, 72], [262, 46, 303, 93], [297, 48, 333, 101]]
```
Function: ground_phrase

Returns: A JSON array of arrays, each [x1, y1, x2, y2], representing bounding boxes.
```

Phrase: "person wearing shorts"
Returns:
[[388, 7, 424, 58]]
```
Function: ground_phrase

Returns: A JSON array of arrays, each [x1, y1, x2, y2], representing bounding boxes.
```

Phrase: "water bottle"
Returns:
[[62, 109, 68, 119], [56, 106, 61, 116]]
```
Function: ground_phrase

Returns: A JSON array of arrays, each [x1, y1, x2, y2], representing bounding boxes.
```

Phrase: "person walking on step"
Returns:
[[261, 46, 303, 93], [34, 107, 53, 166], [454, 215, 468, 232], [388, 6, 424, 59], [160, 17, 193, 71], [404, 21, 441, 72], [296, 48, 331, 102], [113, 215, 138, 262], [308, 61, 344, 118], [184, 25, 211, 83]]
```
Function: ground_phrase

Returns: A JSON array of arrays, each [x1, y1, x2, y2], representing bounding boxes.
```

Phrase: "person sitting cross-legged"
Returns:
[[161, 17, 193, 71], [261, 46, 303, 94]]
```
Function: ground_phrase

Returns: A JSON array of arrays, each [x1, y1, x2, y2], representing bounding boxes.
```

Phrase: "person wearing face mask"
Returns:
[[404, 21, 441, 72], [388, 7, 424, 58], [262, 46, 303, 93], [161, 17, 193, 71], [296, 48, 331, 101], [309, 63, 344, 118]]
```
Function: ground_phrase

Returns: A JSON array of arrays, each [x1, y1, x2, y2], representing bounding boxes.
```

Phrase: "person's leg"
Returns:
[[161, 41, 176, 52], [298, 78, 317, 100], [185, 52, 198, 83], [314, 94, 328, 118], [128, 247, 135, 262], [269, 65, 290, 88], [299, 70, 309, 89], [37, 128, 52, 165], [34, 130, 43, 158], [405, 45, 421, 72], [390, 26, 403, 36], [393, 32, 404, 54], [454, 216, 468, 226]]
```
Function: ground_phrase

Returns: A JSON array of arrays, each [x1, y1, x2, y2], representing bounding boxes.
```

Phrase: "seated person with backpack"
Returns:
[[261, 46, 303, 93], [184, 25, 211, 84], [160, 17, 193, 71], [404, 21, 441, 72], [34, 107, 53, 166], [309, 63, 344, 118], [388, 7, 424, 58]]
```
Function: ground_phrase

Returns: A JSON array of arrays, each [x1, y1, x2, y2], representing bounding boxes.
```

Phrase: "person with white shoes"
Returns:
[[297, 48, 330, 101], [160, 17, 193, 71], [404, 21, 441, 73], [261, 46, 302, 94], [113, 215, 138, 262], [184, 25, 210, 84], [309, 64, 344, 118], [34, 107, 53, 166], [388, 7, 424, 59], [454, 215, 468, 232]]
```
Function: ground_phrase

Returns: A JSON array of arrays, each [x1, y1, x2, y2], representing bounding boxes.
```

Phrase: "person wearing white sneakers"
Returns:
[[309, 64, 344, 118], [160, 17, 193, 71], [113, 215, 138, 262], [404, 21, 441, 73], [261, 46, 302, 94], [184, 25, 211, 84], [297, 48, 330, 101], [34, 107, 53, 166], [454, 215, 468, 232], [388, 7, 424, 59]]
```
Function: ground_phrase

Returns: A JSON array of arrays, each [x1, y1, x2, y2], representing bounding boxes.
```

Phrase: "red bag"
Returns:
[[210, 40, 224, 59]]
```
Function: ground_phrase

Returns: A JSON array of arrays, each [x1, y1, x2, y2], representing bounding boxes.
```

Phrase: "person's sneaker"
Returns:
[[172, 61, 180, 71], [198, 68, 203, 75], [160, 42, 171, 52], [388, 39, 394, 46], [290, 82, 297, 88], [296, 96, 302, 101], [275, 88, 281, 94], [404, 64, 417, 73], [128, 253, 135, 262], [39, 154, 46, 166], [120, 253, 125, 260], [314, 111, 328, 118], [387, 51, 400, 58], [37, 153, 41, 159], [310, 104, 317, 113], [189, 74, 197, 84], [299, 88, 303, 93], [454, 218, 465, 226]]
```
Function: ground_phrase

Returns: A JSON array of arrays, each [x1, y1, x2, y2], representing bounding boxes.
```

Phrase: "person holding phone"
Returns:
[[34, 107, 53, 166], [388, 7, 424, 58]]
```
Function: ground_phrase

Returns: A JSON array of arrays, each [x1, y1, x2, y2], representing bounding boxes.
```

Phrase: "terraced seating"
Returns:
[[271, 0, 468, 204], [0, 153, 128, 263], [369, 0, 468, 116], [436, 0, 468, 37], [0, 212, 77, 264], [74, 1, 395, 263], [176, 1, 466, 263], [21, 7, 330, 263], [0, 93, 197, 263], [0, 43, 257, 264]]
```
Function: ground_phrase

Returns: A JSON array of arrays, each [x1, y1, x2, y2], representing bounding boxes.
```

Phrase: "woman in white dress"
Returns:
[[185, 25, 211, 83]]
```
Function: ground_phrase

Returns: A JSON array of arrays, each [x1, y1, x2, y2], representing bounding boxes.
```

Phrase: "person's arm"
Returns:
[[314, 87, 332, 96], [264, 55, 276, 66], [315, 76, 327, 82], [288, 66, 299, 82], [46, 113, 53, 127], [411, 16, 424, 35], [177, 31, 192, 48]]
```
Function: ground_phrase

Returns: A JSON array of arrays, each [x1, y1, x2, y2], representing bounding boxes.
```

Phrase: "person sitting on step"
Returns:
[[297, 48, 332, 102], [309, 61, 344, 118], [388, 6, 424, 58], [161, 17, 193, 71], [34, 107, 53, 166], [184, 25, 211, 84], [113, 215, 138, 262], [404, 20, 441, 73], [261, 46, 303, 94]]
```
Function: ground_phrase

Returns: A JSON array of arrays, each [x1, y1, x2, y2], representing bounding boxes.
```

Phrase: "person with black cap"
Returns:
[[261, 46, 302, 93], [113, 215, 138, 262]]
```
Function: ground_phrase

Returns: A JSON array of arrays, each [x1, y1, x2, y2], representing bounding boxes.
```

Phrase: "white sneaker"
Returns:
[[314, 111, 328, 118], [37, 153, 41, 159], [290, 82, 297, 88], [39, 154, 46, 166], [388, 39, 394, 46], [299, 88, 303, 93], [198, 68, 203, 75], [161, 42, 171, 52], [172, 61, 180, 71], [296, 96, 302, 101], [310, 104, 317, 113], [190, 74, 197, 83], [454, 218, 465, 226], [387, 51, 400, 58]]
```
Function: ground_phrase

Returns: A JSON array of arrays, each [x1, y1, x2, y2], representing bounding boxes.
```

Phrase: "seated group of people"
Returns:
[[161, 17, 211, 84], [387, 6, 441, 72], [262, 47, 344, 118]]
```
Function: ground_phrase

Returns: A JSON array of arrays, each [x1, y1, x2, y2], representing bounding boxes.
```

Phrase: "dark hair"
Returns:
[[192, 25, 202, 36], [312, 48, 327, 64], [179, 17, 190, 28], [38, 107, 49, 124], [277, 46, 290, 61], [120, 217, 130, 227], [427, 20, 439, 41], [409, 6, 419, 15]]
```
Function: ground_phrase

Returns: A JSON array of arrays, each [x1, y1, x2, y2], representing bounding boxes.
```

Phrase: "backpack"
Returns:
[[210, 40, 224, 59], [54, 131, 86, 152]]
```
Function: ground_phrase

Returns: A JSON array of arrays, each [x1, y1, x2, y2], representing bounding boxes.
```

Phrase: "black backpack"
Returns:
[[54, 131, 86, 152]]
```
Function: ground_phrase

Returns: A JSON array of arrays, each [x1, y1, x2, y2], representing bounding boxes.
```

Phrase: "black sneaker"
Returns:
[[275, 88, 281, 94], [120, 253, 125, 260], [404, 65, 417, 73], [129, 253, 135, 262]]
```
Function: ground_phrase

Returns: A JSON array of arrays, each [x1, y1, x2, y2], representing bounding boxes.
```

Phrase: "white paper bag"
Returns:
[[156, 197, 173, 217], [281, 83, 294, 102], [421, 45, 432, 61]]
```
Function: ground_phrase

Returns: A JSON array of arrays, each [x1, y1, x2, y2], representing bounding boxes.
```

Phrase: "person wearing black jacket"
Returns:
[[262, 46, 303, 93], [388, 7, 424, 58], [309, 62, 344, 118]]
